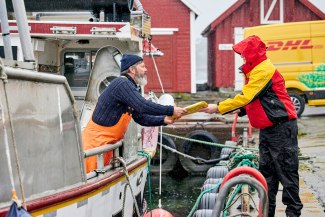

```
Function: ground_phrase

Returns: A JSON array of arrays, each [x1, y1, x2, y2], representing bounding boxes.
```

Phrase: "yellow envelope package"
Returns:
[[171, 101, 208, 118]]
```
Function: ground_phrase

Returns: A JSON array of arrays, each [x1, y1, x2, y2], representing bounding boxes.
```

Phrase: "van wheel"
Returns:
[[289, 93, 305, 117]]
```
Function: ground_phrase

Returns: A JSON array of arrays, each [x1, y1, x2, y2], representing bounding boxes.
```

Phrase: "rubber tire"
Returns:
[[179, 130, 221, 174], [150, 134, 178, 173], [204, 178, 223, 185], [193, 209, 213, 217], [289, 93, 305, 117], [198, 193, 219, 209], [220, 148, 233, 157], [202, 184, 220, 193], [206, 166, 229, 179]]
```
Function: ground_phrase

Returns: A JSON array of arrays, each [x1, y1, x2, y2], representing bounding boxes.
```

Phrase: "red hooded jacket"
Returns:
[[218, 36, 297, 129]]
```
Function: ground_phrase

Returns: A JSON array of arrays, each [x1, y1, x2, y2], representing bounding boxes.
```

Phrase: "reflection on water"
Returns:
[[145, 175, 206, 217]]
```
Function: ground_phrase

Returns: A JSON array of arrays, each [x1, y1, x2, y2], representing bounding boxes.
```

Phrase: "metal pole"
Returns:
[[0, 0, 13, 60], [11, 0, 35, 61]]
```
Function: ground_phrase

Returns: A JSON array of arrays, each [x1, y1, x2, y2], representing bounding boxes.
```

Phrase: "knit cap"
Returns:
[[120, 54, 143, 72]]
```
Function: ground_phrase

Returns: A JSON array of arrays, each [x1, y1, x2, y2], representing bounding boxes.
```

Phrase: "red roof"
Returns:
[[202, 0, 325, 36]]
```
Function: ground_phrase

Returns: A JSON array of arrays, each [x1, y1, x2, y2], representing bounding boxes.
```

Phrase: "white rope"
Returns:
[[1, 101, 15, 190], [151, 54, 165, 94], [1, 66, 26, 208], [158, 126, 162, 209], [151, 53, 166, 209]]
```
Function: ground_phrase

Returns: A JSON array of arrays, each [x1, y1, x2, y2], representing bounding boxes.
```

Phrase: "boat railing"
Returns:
[[84, 133, 142, 180]]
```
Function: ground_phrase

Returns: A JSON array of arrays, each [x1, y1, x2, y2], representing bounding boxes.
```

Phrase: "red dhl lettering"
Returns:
[[267, 39, 314, 51]]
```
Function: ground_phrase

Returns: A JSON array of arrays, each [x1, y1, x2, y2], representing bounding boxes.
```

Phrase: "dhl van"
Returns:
[[244, 20, 325, 116]]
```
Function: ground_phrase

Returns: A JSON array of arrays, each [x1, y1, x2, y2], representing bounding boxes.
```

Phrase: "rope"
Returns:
[[223, 184, 243, 217], [224, 192, 259, 217], [158, 142, 228, 164], [161, 132, 258, 151], [151, 54, 165, 93], [117, 157, 141, 217], [228, 150, 259, 170], [137, 150, 153, 214], [1, 67, 26, 209], [158, 127, 163, 208], [223, 151, 259, 216], [187, 182, 222, 217], [0, 100, 16, 198]]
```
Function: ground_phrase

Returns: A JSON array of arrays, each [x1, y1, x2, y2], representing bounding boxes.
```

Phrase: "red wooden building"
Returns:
[[141, 0, 199, 93], [202, 0, 325, 90]]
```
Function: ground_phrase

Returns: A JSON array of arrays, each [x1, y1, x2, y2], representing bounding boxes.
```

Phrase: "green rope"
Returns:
[[229, 152, 259, 170], [223, 184, 243, 217], [187, 182, 222, 217], [162, 132, 258, 151], [137, 150, 153, 212], [223, 153, 259, 216]]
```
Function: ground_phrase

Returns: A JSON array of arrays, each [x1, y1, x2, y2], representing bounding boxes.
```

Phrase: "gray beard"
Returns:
[[135, 72, 147, 86]]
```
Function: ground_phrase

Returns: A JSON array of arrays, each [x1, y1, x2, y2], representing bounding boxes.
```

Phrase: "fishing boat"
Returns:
[[0, 0, 156, 216]]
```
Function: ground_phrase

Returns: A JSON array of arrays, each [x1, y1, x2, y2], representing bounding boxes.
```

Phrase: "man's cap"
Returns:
[[120, 54, 143, 72]]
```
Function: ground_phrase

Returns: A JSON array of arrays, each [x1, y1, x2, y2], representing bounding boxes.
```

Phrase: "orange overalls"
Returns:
[[82, 113, 132, 173]]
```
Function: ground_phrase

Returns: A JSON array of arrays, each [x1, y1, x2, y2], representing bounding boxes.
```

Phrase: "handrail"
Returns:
[[84, 141, 123, 158], [212, 175, 268, 217]]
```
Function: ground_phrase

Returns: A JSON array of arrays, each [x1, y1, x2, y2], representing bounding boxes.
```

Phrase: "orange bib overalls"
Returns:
[[82, 113, 132, 173]]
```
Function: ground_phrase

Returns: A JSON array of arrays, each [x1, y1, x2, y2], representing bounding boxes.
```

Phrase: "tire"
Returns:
[[289, 93, 305, 117], [201, 184, 220, 193], [150, 135, 178, 173], [179, 130, 221, 174], [206, 166, 228, 179], [220, 148, 234, 157], [193, 209, 213, 217], [198, 193, 219, 209], [204, 178, 223, 185]]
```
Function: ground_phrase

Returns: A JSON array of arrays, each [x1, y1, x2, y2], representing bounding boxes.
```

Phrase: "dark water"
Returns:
[[144, 174, 206, 217]]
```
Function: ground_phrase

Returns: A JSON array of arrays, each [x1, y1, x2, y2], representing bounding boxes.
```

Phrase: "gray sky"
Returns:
[[189, 0, 325, 38]]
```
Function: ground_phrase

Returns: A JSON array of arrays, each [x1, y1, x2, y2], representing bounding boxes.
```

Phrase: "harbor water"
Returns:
[[145, 174, 206, 217]]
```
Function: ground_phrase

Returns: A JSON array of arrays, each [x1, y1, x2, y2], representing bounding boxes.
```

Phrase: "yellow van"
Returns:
[[244, 20, 325, 116]]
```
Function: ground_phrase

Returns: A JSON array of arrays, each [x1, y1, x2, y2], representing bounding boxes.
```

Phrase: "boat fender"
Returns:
[[204, 178, 223, 185], [150, 134, 178, 174], [220, 147, 234, 158], [206, 166, 229, 179], [201, 184, 220, 193], [198, 193, 219, 209], [179, 130, 221, 174], [143, 208, 173, 217], [193, 209, 213, 217]]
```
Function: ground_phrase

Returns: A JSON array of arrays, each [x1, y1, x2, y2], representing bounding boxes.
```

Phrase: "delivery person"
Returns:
[[200, 36, 303, 217], [82, 53, 187, 173]]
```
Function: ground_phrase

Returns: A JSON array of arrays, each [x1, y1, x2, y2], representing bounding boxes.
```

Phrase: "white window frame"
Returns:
[[260, 0, 284, 24]]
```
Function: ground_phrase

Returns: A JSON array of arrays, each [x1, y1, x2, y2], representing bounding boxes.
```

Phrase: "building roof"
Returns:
[[201, 0, 325, 36], [180, 0, 200, 16]]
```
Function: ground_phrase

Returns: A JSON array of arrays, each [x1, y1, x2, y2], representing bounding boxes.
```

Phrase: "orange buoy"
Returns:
[[143, 208, 173, 217]]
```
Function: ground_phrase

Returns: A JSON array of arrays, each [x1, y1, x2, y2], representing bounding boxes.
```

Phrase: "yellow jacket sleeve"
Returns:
[[218, 59, 275, 114]]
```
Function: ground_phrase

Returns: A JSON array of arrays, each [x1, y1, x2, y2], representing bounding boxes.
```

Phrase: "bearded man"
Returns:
[[82, 53, 187, 173]]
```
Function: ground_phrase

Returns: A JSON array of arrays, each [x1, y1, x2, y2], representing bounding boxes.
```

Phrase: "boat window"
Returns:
[[63, 52, 95, 88]]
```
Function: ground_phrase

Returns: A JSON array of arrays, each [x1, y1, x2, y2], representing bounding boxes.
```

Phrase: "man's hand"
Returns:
[[199, 104, 219, 114], [173, 106, 188, 117], [164, 116, 176, 125]]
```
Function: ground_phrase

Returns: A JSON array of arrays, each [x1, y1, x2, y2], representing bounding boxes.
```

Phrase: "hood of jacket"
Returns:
[[232, 35, 267, 74]]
